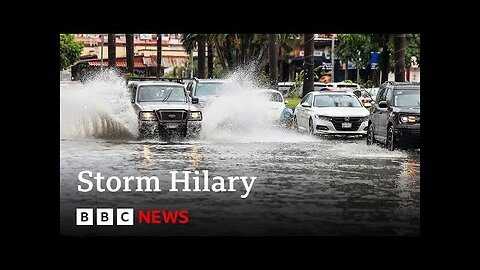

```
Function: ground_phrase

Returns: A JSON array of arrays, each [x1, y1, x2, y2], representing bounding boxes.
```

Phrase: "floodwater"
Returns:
[[60, 71, 420, 236]]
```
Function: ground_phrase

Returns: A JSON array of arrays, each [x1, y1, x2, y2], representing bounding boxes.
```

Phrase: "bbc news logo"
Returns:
[[76, 208, 189, 225]]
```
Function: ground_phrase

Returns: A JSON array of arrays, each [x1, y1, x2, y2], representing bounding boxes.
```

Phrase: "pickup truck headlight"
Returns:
[[189, 111, 202, 121], [400, 115, 416, 123], [139, 111, 157, 121]]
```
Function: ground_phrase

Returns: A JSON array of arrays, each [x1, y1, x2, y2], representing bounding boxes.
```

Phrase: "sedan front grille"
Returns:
[[330, 116, 362, 131]]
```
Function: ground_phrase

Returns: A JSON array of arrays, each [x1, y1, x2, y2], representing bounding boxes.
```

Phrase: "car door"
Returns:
[[377, 88, 392, 141], [301, 94, 314, 127], [372, 86, 386, 140]]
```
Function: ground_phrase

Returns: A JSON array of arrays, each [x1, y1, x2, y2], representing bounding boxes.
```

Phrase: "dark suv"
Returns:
[[366, 81, 420, 150]]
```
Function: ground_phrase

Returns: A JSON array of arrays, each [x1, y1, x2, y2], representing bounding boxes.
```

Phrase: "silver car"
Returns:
[[128, 81, 202, 137]]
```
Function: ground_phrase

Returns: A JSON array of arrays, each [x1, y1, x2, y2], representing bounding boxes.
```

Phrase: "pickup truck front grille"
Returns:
[[156, 110, 187, 121]]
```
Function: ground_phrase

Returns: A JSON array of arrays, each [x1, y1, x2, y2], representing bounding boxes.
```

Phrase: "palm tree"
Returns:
[[303, 34, 314, 97], [126, 33, 134, 74], [108, 34, 116, 68], [394, 34, 406, 82], [207, 44, 214, 78], [157, 34, 162, 78], [197, 37, 206, 78], [268, 34, 278, 88], [380, 34, 390, 83]]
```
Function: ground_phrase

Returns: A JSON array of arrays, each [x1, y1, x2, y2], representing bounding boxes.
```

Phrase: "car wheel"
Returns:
[[293, 116, 299, 131], [366, 124, 375, 145], [386, 125, 395, 151], [309, 118, 314, 134]]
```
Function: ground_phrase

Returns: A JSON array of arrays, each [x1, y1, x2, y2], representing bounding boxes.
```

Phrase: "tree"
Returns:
[[181, 34, 302, 77], [60, 34, 83, 71], [197, 38, 206, 78], [406, 34, 420, 67], [108, 34, 116, 67], [207, 44, 214, 78], [336, 34, 375, 83], [126, 34, 134, 74], [303, 34, 314, 96], [268, 34, 278, 88], [394, 34, 406, 82]]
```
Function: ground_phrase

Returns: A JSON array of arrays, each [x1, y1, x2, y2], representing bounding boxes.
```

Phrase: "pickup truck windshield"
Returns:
[[138, 85, 186, 102]]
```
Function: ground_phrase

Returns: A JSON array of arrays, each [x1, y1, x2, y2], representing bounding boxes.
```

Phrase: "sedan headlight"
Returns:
[[360, 116, 369, 122], [189, 111, 202, 121], [139, 111, 157, 121], [314, 115, 331, 121]]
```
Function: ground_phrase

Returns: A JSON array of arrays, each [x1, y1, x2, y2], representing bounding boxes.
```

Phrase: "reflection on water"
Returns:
[[60, 138, 420, 236]]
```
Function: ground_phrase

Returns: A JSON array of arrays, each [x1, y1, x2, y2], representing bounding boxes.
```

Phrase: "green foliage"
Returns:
[[285, 97, 301, 110], [60, 34, 83, 71], [336, 34, 375, 70], [406, 34, 420, 67]]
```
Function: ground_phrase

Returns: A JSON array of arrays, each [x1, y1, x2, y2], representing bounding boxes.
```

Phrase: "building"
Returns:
[[71, 34, 190, 79]]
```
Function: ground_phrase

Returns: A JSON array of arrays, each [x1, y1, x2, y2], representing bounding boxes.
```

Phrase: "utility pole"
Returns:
[[331, 34, 335, 82], [108, 34, 116, 68], [394, 33, 406, 82], [303, 34, 315, 96]]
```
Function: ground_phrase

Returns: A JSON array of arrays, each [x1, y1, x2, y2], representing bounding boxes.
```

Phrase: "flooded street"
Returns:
[[60, 72, 420, 236], [60, 136, 419, 236]]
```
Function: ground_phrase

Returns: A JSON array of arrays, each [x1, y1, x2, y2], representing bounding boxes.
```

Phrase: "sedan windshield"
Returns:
[[394, 90, 420, 107], [313, 95, 362, 107], [138, 85, 186, 102], [195, 82, 230, 97]]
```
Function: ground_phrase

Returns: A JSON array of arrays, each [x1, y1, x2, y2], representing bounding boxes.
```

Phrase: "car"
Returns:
[[326, 82, 361, 89], [186, 78, 233, 111], [254, 89, 288, 123], [358, 88, 379, 107], [277, 82, 328, 96], [128, 80, 202, 137], [366, 81, 420, 151], [293, 91, 370, 136]]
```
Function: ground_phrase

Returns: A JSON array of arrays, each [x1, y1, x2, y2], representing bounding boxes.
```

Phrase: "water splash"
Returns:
[[201, 65, 317, 143], [60, 70, 138, 140]]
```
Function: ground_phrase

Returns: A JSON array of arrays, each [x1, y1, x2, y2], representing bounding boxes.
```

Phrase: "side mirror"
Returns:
[[192, 96, 199, 104], [378, 100, 388, 108], [301, 102, 311, 107], [131, 98, 135, 103], [284, 100, 289, 104]]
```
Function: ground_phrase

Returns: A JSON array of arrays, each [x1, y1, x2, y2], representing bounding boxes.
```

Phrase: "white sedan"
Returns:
[[293, 91, 370, 136], [255, 89, 287, 122]]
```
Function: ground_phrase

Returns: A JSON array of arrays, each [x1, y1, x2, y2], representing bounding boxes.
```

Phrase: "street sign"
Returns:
[[371, 52, 380, 69], [139, 34, 153, 40]]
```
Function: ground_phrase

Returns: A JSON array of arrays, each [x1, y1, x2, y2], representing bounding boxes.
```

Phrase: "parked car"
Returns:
[[186, 78, 233, 111], [366, 81, 420, 150], [326, 82, 361, 89], [358, 88, 379, 107], [293, 91, 370, 136], [128, 80, 202, 137], [278, 82, 328, 96], [254, 89, 288, 123]]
